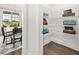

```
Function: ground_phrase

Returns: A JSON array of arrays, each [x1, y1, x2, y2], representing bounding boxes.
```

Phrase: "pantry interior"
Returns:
[[42, 4, 79, 55]]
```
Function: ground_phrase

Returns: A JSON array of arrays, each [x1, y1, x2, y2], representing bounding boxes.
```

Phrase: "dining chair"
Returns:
[[13, 27, 22, 48], [1, 27, 13, 44]]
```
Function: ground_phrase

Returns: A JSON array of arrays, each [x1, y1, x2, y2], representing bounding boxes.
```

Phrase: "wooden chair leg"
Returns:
[[10, 36, 13, 44], [20, 36, 22, 45], [13, 35, 15, 48], [3, 36, 5, 43]]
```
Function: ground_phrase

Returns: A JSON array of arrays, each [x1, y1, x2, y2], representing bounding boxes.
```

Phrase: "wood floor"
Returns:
[[43, 41, 79, 55]]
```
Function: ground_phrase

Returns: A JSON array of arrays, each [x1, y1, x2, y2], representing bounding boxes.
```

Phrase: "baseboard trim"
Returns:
[[43, 38, 51, 45], [50, 37, 79, 51]]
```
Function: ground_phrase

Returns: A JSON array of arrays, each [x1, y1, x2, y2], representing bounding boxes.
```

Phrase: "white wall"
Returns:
[[45, 4, 79, 51], [27, 4, 41, 55], [21, 4, 28, 55]]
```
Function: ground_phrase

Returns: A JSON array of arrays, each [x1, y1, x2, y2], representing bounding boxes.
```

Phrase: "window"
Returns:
[[3, 11, 11, 27], [2, 11, 20, 27], [12, 13, 20, 21], [3, 11, 11, 20]]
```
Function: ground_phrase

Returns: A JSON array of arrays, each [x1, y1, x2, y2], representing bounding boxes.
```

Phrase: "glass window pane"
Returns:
[[2, 11, 11, 27], [12, 14, 19, 21], [3, 14, 11, 20], [12, 13, 20, 27]]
